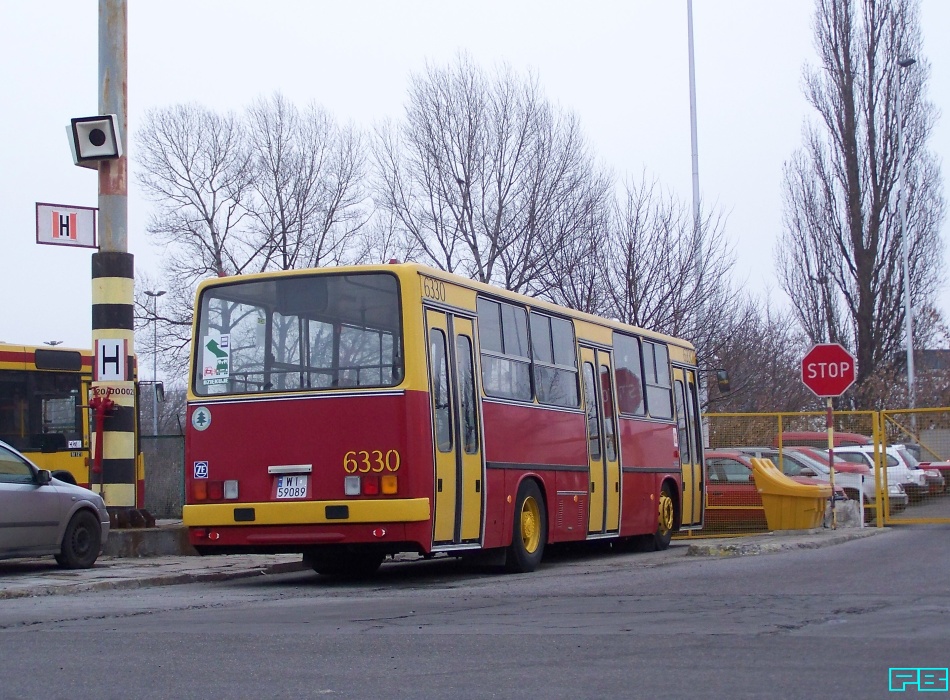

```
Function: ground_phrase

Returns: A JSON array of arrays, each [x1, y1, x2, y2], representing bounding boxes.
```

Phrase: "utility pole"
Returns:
[[91, 0, 136, 511]]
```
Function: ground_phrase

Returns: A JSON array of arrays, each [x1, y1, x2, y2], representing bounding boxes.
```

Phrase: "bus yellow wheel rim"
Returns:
[[520, 496, 542, 553], [658, 491, 674, 534]]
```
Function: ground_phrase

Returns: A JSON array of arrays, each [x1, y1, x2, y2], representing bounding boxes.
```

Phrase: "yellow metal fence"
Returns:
[[688, 410, 950, 537]]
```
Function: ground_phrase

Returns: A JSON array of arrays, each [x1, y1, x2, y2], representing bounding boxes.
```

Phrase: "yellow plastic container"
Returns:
[[750, 458, 832, 530]]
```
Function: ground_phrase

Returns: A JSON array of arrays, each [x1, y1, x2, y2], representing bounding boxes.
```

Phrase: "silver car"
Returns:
[[0, 439, 110, 568]]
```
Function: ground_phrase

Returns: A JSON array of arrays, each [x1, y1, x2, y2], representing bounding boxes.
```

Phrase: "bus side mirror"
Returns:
[[155, 382, 165, 403], [716, 370, 731, 393]]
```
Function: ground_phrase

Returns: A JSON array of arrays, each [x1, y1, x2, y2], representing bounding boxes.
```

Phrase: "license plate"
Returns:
[[276, 475, 309, 499]]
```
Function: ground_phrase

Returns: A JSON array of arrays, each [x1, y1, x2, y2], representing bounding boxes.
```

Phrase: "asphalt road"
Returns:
[[1, 527, 948, 700]]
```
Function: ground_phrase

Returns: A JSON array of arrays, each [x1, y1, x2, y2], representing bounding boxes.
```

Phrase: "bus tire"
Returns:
[[307, 549, 383, 578], [505, 480, 546, 573], [654, 483, 675, 551], [55, 510, 102, 569]]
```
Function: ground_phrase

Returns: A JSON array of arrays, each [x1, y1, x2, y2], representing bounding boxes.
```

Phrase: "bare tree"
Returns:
[[778, 0, 945, 406], [138, 104, 255, 280], [708, 296, 815, 413], [372, 54, 611, 293], [603, 175, 738, 376], [245, 93, 370, 271], [136, 97, 370, 380]]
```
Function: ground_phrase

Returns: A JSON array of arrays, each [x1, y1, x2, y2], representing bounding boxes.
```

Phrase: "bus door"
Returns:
[[580, 346, 621, 535], [425, 309, 484, 546], [673, 367, 704, 528]]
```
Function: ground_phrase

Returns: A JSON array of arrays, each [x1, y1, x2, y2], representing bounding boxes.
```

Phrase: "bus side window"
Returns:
[[643, 341, 673, 420], [613, 332, 645, 416]]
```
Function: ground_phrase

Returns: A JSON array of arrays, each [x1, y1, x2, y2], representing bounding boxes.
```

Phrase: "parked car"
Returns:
[[777, 431, 872, 448], [917, 460, 950, 493], [788, 446, 871, 476], [892, 445, 946, 495], [834, 445, 935, 503], [705, 450, 846, 530], [0, 439, 109, 568], [760, 447, 907, 518], [732, 446, 904, 521]]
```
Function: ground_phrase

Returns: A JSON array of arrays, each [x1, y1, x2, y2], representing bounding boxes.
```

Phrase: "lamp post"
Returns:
[[144, 290, 166, 435], [897, 56, 916, 414]]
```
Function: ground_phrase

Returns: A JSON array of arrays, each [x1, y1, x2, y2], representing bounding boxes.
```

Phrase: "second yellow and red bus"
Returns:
[[182, 263, 705, 574]]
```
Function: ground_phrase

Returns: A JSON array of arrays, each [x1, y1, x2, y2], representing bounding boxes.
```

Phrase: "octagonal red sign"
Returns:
[[801, 343, 857, 397]]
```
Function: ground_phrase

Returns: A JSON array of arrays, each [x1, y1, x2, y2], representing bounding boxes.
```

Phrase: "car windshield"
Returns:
[[897, 448, 919, 468], [785, 452, 829, 475]]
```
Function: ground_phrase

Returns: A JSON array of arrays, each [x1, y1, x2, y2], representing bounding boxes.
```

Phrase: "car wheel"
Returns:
[[505, 480, 546, 573], [654, 483, 675, 550], [56, 510, 102, 569]]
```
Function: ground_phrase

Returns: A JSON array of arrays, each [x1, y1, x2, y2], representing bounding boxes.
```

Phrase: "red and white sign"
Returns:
[[801, 343, 857, 397], [36, 202, 97, 249]]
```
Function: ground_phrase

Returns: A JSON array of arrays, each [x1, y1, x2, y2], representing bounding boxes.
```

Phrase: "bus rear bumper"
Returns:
[[183, 498, 430, 527], [183, 498, 432, 554]]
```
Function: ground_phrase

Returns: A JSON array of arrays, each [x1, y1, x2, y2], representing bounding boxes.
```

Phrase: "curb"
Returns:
[[0, 560, 308, 601], [684, 527, 886, 557], [102, 526, 199, 558]]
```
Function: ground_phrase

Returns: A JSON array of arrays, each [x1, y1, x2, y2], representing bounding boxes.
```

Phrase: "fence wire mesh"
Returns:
[[699, 410, 950, 537], [142, 435, 184, 519]]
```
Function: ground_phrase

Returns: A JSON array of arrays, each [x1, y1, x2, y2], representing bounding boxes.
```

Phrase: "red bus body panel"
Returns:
[[186, 390, 436, 551]]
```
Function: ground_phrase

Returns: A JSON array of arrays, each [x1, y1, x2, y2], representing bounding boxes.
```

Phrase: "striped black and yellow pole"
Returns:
[[91, 254, 136, 509], [90, 0, 136, 511]]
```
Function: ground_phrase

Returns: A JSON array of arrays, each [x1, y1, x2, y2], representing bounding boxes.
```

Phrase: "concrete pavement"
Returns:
[[0, 524, 888, 600]]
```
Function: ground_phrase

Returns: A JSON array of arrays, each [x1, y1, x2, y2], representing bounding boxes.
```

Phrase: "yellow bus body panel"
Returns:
[[183, 498, 432, 527]]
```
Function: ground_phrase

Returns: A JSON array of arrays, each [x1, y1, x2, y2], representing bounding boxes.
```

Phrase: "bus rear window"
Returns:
[[194, 273, 403, 396]]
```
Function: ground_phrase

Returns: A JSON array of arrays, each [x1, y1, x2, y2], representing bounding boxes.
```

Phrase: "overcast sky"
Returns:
[[1, 1, 948, 353]]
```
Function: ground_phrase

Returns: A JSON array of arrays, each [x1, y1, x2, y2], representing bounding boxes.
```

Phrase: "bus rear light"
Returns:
[[208, 531, 221, 541], [363, 476, 380, 495], [193, 480, 208, 501], [381, 475, 398, 495], [344, 476, 361, 496], [224, 480, 239, 499], [208, 480, 224, 500], [192, 527, 208, 538]]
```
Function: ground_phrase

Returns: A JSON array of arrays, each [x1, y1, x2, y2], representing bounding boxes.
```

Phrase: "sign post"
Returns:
[[801, 343, 858, 529]]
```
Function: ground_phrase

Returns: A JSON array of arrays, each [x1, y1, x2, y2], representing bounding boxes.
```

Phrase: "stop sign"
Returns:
[[801, 343, 857, 397]]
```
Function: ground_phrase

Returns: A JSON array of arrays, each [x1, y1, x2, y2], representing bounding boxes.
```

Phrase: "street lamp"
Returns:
[[897, 56, 916, 414], [144, 290, 166, 435]]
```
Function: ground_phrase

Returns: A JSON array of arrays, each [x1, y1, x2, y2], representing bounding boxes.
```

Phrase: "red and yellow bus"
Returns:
[[183, 263, 705, 574], [0, 342, 146, 505]]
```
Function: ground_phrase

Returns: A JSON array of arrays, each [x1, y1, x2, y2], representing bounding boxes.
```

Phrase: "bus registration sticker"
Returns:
[[276, 475, 308, 499]]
